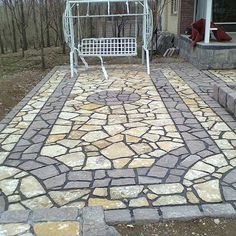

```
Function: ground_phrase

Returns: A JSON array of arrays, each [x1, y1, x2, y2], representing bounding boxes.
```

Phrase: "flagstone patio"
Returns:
[[0, 63, 236, 215]]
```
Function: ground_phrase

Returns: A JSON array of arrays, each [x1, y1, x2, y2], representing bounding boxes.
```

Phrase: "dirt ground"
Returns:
[[0, 47, 69, 120], [115, 218, 236, 236]]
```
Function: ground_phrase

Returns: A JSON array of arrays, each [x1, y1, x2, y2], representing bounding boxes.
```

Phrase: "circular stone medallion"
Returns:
[[87, 90, 141, 106]]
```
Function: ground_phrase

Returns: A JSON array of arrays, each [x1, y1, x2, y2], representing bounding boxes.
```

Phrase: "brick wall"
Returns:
[[179, 0, 195, 34]]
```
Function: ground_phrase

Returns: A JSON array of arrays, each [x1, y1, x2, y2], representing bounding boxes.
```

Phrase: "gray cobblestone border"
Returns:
[[105, 202, 236, 225], [1, 203, 236, 228]]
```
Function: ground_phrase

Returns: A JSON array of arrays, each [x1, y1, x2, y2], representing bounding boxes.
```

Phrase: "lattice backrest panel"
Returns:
[[79, 37, 137, 56]]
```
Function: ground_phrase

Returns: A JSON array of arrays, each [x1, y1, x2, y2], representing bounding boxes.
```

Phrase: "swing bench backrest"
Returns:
[[78, 37, 137, 57]]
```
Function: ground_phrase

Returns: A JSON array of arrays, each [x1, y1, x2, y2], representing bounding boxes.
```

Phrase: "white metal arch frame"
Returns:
[[63, 0, 153, 78]]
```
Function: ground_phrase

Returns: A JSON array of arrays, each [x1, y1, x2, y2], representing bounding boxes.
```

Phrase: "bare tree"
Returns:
[[39, 0, 45, 69], [32, 0, 39, 49]]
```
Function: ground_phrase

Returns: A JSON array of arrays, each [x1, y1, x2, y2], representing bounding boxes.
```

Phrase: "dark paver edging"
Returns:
[[1, 203, 236, 231], [105, 202, 236, 225]]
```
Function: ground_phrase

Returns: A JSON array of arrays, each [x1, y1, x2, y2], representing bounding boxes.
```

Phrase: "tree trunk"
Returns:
[[32, 0, 39, 49], [0, 32, 5, 54], [45, 0, 50, 47], [19, 0, 28, 51], [39, 0, 46, 69], [11, 15, 17, 53], [4, 3, 14, 52]]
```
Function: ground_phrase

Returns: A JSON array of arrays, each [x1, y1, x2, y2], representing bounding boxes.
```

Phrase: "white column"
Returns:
[[204, 0, 213, 43]]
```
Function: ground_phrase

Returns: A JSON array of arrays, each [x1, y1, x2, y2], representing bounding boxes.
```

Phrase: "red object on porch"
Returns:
[[190, 19, 205, 46], [189, 19, 232, 47]]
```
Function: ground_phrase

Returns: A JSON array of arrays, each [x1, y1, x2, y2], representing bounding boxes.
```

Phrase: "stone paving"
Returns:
[[0, 64, 236, 222]]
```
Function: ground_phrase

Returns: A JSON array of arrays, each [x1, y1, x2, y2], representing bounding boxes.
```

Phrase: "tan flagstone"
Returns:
[[0, 166, 20, 181], [184, 169, 209, 181], [0, 152, 9, 164], [93, 140, 111, 149], [86, 119, 106, 125], [113, 158, 131, 168], [215, 139, 234, 149], [0, 179, 19, 196], [51, 125, 71, 135], [8, 203, 26, 211], [149, 150, 166, 158], [2, 134, 21, 145], [41, 145, 67, 157], [186, 191, 200, 204], [224, 150, 236, 159], [57, 139, 79, 148], [147, 193, 158, 200], [20, 176, 45, 198], [125, 135, 141, 143], [108, 115, 127, 124], [153, 195, 187, 206], [192, 161, 215, 173], [82, 131, 108, 142], [22, 196, 53, 209], [2, 143, 16, 151], [123, 127, 149, 137], [104, 125, 125, 136], [193, 180, 222, 202], [128, 158, 155, 168], [68, 131, 86, 140], [144, 119, 173, 126], [110, 186, 144, 199], [91, 113, 107, 120], [46, 135, 66, 143], [83, 156, 111, 170], [212, 122, 230, 132], [49, 189, 90, 206], [8, 195, 21, 203], [33, 222, 80, 236], [93, 188, 108, 197], [157, 141, 183, 152], [131, 143, 153, 155], [56, 152, 85, 167], [96, 106, 110, 114], [88, 198, 126, 209], [106, 134, 124, 143], [64, 202, 85, 209], [143, 133, 160, 142], [80, 103, 103, 110], [129, 197, 149, 207], [148, 183, 184, 195], [204, 154, 228, 167], [0, 224, 30, 236], [101, 142, 134, 159], [56, 118, 73, 125], [59, 112, 78, 120]]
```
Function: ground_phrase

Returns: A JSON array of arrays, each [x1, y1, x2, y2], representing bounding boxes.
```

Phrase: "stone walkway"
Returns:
[[0, 63, 236, 226]]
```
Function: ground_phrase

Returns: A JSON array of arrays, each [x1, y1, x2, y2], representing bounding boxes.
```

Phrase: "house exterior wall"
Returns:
[[179, 0, 195, 34], [162, 1, 179, 35], [161, 0, 194, 35]]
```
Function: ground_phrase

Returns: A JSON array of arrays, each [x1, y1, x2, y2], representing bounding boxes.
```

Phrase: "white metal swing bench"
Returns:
[[63, 0, 153, 79]]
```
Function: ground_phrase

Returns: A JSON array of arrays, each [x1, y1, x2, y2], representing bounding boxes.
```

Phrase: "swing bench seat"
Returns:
[[78, 37, 137, 57]]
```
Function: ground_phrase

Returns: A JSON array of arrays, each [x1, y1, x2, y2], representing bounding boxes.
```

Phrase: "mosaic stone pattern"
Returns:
[[42, 68, 184, 171], [0, 64, 235, 213], [87, 90, 141, 105]]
